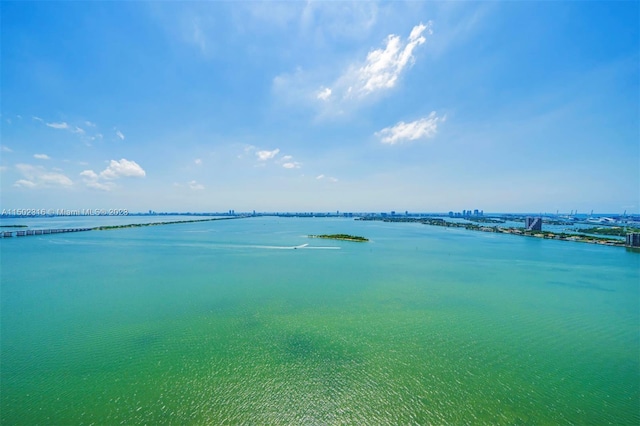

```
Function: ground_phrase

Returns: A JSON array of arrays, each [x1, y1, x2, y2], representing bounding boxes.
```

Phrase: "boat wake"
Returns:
[[248, 243, 340, 250]]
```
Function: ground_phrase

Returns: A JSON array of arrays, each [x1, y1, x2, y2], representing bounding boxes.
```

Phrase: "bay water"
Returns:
[[1, 217, 638, 424]]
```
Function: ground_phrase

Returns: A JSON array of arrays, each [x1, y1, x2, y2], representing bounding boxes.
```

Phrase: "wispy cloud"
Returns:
[[115, 130, 125, 140], [1, 145, 13, 153], [274, 23, 431, 116], [282, 161, 302, 169], [188, 180, 205, 190], [80, 170, 112, 191], [40, 173, 73, 186], [86, 181, 114, 191], [14, 163, 73, 188], [279, 154, 302, 169], [316, 174, 338, 182], [80, 170, 99, 180], [256, 148, 280, 161], [39, 118, 91, 139], [347, 22, 430, 96], [194, 158, 202, 165], [33, 153, 51, 160], [14, 179, 37, 188], [376, 112, 444, 145], [46, 121, 70, 130], [317, 87, 332, 101]]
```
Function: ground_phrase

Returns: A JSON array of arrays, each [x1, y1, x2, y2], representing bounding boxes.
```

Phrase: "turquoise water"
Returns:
[[1, 217, 638, 424]]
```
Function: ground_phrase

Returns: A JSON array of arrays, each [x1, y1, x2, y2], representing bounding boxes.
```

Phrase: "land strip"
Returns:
[[308, 234, 369, 242], [357, 217, 627, 247]]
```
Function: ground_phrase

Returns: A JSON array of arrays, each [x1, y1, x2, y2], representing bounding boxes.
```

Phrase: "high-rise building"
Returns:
[[525, 217, 542, 231], [626, 233, 640, 248]]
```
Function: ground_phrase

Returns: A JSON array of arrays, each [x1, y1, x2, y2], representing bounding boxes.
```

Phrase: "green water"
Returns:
[[1, 217, 638, 424]]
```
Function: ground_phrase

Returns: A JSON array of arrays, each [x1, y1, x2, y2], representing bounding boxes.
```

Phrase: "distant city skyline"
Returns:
[[1, 2, 638, 213]]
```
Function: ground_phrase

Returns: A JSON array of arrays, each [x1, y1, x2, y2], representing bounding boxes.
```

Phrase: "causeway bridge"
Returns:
[[1, 228, 93, 238]]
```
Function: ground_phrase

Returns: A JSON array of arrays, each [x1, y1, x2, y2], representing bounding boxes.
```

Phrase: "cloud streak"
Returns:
[[376, 112, 444, 145], [274, 23, 431, 117], [188, 180, 205, 190], [14, 163, 73, 188], [353, 22, 430, 96], [46, 121, 70, 130]]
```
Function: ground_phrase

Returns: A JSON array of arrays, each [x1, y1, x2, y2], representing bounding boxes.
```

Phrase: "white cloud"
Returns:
[[85, 121, 96, 127], [32, 116, 44, 123], [14, 179, 36, 188], [80, 169, 113, 191], [344, 22, 430, 97], [14, 163, 73, 188], [279, 154, 302, 169], [376, 112, 444, 145], [317, 87, 332, 101], [40, 173, 73, 186], [1, 145, 13, 152], [256, 148, 280, 161], [15, 163, 38, 179], [283, 161, 302, 169], [316, 174, 338, 182], [274, 23, 431, 117], [0, 166, 7, 172], [46, 121, 69, 130], [115, 130, 125, 140], [71, 126, 85, 135], [33, 154, 50, 160], [194, 158, 202, 165], [86, 181, 114, 191], [73, 159, 145, 190], [188, 180, 205, 190], [80, 170, 99, 180], [100, 159, 146, 179]]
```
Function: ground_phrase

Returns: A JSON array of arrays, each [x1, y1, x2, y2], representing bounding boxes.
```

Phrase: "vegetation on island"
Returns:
[[357, 216, 628, 247], [577, 226, 640, 237], [92, 216, 241, 231], [308, 234, 369, 242], [0, 224, 28, 228]]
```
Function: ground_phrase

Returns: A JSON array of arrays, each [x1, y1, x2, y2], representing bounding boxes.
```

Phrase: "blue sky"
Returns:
[[1, 1, 638, 213]]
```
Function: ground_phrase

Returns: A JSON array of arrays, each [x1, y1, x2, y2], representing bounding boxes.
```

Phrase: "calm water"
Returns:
[[1, 217, 638, 425]]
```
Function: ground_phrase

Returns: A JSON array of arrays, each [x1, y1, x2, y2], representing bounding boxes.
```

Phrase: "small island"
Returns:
[[308, 233, 369, 242]]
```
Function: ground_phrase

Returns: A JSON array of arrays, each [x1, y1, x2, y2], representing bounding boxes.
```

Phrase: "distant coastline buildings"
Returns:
[[449, 209, 483, 218]]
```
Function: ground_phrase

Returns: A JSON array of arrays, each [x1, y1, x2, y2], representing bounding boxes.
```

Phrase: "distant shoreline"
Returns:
[[92, 216, 243, 231], [357, 217, 632, 248]]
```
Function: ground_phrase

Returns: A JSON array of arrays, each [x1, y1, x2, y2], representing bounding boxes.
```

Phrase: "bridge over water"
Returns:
[[1, 228, 93, 238]]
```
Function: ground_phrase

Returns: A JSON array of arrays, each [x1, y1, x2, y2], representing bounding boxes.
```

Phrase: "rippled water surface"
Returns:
[[1, 217, 638, 424]]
